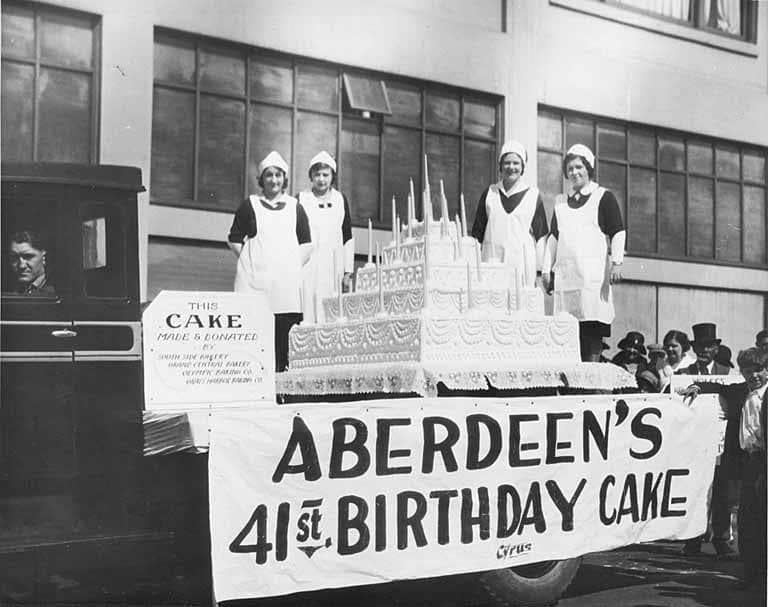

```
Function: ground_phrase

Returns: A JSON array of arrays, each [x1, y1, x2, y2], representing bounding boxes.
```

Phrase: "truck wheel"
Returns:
[[480, 557, 581, 606]]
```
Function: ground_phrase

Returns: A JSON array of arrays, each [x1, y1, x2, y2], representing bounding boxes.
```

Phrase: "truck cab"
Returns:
[[0, 163, 208, 603]]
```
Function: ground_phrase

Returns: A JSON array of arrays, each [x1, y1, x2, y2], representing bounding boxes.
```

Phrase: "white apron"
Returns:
[[483, 182, 539, 287], [552, 186, 614, 324], [234, 194, 302, 314], [299, 189, 345, 323]]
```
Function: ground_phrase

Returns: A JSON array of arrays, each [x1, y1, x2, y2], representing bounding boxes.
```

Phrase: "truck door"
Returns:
[[1, 192, 78, 546]]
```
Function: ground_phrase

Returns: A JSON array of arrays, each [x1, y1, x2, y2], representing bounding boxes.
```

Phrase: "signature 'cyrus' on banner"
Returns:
[[208, 393, 721, 602]]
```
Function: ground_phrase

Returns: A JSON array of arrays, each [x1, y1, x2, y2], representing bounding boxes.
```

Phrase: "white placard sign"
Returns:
[[209, 393, 721, 602], [669, 374, 742, 458], [143, 291, 274, 408]]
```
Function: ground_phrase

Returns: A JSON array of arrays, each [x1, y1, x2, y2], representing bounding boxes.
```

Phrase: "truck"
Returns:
[[0, 163, 717, 606]]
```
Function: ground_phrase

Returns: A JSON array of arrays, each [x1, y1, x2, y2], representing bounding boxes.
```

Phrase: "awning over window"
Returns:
[[342, 73, 392, 115]]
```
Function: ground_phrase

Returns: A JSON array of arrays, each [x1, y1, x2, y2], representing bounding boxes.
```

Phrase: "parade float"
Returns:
[[1, 163, 723, 606]]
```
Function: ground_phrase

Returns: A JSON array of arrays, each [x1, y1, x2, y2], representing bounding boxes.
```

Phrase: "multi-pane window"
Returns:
[[1, 1, 100, 163], [151, 30, 500, 227], [537, 107, 767, 267], [601, 0, 758, 41]]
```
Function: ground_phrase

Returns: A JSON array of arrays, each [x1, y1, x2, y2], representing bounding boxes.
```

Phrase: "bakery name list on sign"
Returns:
[[143, 291, 274, 407], [209, 395, 721, 601]]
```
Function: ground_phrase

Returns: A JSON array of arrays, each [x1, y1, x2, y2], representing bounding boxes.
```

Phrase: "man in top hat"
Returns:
[[684, 323, 732, 376], [680, 322, 736, 557]]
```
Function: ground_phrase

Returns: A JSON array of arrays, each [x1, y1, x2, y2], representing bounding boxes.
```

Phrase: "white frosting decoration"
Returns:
[[285, 216, 633, 393]]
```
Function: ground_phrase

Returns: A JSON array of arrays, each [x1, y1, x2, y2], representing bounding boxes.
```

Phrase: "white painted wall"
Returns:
[[536, 0, 768, 146]]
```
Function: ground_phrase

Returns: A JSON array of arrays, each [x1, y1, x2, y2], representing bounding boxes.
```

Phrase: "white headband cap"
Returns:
[[499, 140, 527, 166], [566, 144, 595, 170], [309, 150, 337, 173], [258, 151, 289, 177]]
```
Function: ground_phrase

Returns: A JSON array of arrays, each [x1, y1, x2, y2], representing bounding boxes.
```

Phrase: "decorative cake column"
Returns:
[[423, 217, 430, 310], [466, 261, 473, 310], [514, 267, 523, 312], [367, 218, 373, 266], [395, 214, 401, 262], [335, 256, 344, 322], [407, 193, 413, 241], [475, 239, 482, 283], [376, 242, 385, 315], [460, 193, 468, 238], [391, 196, 397, 245], [439, 179, 450, 238]]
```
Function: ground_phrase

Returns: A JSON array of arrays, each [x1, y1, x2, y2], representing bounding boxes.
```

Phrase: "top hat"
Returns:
[[617, 331, 647, 355], [647, 343, 665, 357], [715, 344, 734, 368], [691, 323, 721, 347]]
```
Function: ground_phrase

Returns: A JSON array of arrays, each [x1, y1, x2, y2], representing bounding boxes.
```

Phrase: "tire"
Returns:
[[479, 557, 582, 606]]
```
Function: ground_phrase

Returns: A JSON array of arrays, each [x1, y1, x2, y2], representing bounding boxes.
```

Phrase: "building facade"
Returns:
[[2, 0, 767, 353]]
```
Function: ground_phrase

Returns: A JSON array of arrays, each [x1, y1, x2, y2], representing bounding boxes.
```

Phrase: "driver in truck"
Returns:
[[7, 230, 55, 296]]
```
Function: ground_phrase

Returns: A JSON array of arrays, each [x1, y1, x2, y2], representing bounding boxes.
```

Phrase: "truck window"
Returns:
[[2, 198, 61, 298], [79, 202, 128, 299]]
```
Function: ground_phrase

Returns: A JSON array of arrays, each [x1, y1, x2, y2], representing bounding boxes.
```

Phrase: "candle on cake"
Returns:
[[460, 193, 468, 238], [367, 218, 373, 265]]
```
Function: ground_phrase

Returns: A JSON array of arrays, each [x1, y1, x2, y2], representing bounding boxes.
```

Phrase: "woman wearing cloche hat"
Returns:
[[228, 150, 313, 372], [542, 144, 626, 362], [470, 140, 549, 288], [298, 151, 354, 323]]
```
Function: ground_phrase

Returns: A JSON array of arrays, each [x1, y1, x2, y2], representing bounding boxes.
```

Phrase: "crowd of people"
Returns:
[[605, 323, 766, 590], [608, 324, 768, 394]]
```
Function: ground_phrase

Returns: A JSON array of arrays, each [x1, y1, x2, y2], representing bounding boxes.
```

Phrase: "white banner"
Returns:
[[143, 291, 274, 409], [209, 393, 721, 602]]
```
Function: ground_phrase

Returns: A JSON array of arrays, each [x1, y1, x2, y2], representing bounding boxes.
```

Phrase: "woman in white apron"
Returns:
[[227, 151, 312, 371], [542, 144, 626, 362], [469, 140, 549, 287], [298, 151, 354, 323]]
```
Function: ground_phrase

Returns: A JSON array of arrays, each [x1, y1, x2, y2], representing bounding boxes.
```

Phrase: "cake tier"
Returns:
[[381, 235, 475, 266], [278, 361, 638, 397], [288, 313, 579, 370], [323, 286, 544, 321], [356, 260, 511, 293]]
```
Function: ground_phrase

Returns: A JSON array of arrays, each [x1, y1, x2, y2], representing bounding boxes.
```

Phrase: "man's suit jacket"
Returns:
[[682, 361, 733, 376]]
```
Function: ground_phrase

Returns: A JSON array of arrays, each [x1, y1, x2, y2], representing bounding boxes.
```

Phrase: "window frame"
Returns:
[[150, 28, 502, 226], [1, 0, 101, 164], [550, 0, 758, 54], [538, 105, 767, 269], [603, 0, 758, 40]]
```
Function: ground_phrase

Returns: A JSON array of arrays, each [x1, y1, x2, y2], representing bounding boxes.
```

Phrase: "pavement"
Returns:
[[561, 540, 766, 607], [1, 538, 764, 606]]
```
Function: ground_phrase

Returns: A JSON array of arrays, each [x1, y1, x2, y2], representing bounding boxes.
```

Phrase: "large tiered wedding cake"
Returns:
[[278, 181, 634, 397], [289, 219, 580, 370]]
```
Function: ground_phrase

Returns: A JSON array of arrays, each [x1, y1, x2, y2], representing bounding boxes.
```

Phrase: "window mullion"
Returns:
[[33, 10, 41, 162], [459, 97, 465, 207], [244, 54, 250, 199], [291, 62, 298, 190], [193, 42, 200, 202], [90, 17, 101, 164], [420, 89, 427, 221]]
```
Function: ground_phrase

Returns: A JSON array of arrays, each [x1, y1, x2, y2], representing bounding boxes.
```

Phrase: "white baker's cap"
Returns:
[[565, 144, 595, 171], [309, 150, 337, 173], [258, 151, 289, 177], [499, 140, 527, 166]]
